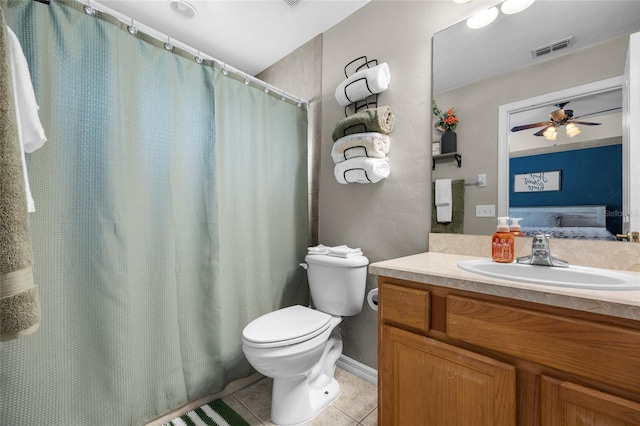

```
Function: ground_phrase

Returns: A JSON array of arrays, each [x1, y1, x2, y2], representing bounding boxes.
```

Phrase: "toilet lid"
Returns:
[[242, 305, 332, 347]]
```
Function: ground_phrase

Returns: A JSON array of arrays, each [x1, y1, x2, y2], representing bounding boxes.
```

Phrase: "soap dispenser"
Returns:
[[492, 216, 514, 263], [510, 217, 524, 236]]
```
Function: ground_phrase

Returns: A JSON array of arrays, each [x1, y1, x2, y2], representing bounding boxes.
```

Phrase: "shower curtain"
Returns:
[[0, 1, 309, 425]]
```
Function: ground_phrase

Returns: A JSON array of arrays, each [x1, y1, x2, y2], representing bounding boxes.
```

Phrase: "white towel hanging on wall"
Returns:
[[6, 25, 47, 212], [435, 179, 452, 223]]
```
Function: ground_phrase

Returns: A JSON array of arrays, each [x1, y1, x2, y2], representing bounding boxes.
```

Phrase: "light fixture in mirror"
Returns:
[[501, 0, 535, 15], [542, 126, 556, 141], [466, 6, 498, 29], [565, 123, 581, 138]]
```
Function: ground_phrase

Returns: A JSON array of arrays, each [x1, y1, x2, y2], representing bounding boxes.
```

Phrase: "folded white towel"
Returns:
[[334, 157, 390, 184], [331, 132, 390, 164], [334, 63, 391, 107], [328, 245, 363, 258], [307, 244, 330, 255], [435, 179, 452, 223], [7, 26, 47, 212]]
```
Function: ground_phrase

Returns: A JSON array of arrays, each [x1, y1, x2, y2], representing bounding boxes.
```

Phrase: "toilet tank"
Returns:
[[304, 254, 369, 316]]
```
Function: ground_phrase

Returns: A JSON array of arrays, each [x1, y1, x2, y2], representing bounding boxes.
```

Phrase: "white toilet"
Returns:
[[241, 249, 369, 425]]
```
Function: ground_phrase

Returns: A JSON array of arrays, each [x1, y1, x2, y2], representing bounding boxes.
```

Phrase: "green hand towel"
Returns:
[[0, 8, 40, 341], [331, 106, 395, 141]]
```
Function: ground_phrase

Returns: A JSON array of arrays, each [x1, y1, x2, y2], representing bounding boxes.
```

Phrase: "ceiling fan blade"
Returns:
[[572, 106, 622, 120], [511, 121, 552, 132], [571, 121, 601, 126]]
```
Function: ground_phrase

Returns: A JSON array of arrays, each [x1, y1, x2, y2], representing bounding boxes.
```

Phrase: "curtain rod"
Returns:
[[75, 0, 308, 108]]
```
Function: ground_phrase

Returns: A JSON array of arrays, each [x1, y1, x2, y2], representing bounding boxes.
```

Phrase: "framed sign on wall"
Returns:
[[514, 170, 561, 192]]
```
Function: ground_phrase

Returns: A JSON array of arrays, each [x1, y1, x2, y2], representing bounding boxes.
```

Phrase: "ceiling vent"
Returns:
[[283, 0, 302, 9], [532, 37, 573, 58]]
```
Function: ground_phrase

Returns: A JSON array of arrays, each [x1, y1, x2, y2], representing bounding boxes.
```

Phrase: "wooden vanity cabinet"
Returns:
[[377, 278, 640, 426]]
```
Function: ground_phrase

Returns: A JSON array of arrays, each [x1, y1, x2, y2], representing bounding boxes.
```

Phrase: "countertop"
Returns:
[[369, 252, 640, 321]]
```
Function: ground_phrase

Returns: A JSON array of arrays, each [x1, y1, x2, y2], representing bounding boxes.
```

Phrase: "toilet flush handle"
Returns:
[[299, 263, 308, 270]]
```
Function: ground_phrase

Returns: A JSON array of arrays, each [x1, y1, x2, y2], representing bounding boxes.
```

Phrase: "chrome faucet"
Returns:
[[516, 233, 568, 267]]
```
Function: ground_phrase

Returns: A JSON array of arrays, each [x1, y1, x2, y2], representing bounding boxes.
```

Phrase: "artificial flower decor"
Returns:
[[433, 100, 459, 132]]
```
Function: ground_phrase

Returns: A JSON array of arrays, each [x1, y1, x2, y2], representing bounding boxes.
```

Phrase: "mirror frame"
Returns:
[[497, 75, 625, 220]]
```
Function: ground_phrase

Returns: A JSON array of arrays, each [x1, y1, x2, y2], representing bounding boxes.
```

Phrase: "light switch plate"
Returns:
[[476, 204, 496, 217]]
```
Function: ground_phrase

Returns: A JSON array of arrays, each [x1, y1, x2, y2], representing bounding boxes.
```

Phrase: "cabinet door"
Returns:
[[541, 376, 640, 426], [379, 325, 516, 426]]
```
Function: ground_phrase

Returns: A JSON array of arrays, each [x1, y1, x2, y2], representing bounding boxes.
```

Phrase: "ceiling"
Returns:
[[434, 0, 640, 95], [90, 0, 370, 76]]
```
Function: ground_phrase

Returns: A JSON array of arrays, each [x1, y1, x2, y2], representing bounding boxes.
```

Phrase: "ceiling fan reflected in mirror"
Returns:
[[510, 102, 622, 141]]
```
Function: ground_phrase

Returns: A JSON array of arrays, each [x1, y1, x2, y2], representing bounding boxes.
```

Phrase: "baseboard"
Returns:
[[336, 354, 378, 386]]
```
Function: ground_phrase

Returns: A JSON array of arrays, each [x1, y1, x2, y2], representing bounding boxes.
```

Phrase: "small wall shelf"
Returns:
[[433, 152, 462, 170]]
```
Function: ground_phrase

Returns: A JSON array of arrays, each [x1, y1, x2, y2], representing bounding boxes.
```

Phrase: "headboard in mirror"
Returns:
[[432, 0, 640, 239]]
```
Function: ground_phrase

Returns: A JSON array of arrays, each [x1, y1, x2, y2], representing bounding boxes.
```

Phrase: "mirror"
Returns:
[[432, 0, 640, 238]]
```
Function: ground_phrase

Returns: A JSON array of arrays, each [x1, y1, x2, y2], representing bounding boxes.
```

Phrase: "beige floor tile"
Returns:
[[332, 371, 378, 422], [310, 405, 358, 426], [359, 408, 377, 426], [232, 377, 273, 423], [222, 395, 264, 426]]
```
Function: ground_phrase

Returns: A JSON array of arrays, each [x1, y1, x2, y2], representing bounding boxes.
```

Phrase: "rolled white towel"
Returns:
[[334, 63, 391, 107], [328, 245, 363, 258], [334, 157, 390, 184], [331, 132, 390, 164]]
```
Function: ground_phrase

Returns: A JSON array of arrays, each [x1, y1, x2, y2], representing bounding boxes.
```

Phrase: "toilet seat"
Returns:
[[242, 305, 333, 349]]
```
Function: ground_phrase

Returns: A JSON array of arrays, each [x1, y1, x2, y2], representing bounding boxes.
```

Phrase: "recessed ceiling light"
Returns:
[[466, 6, 499, 29], [169, 0, 197, 19], [501, 0, 536, 15]]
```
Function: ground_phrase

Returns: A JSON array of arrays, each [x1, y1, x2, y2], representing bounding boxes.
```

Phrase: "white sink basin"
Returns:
[[457, 259, 640, 291]]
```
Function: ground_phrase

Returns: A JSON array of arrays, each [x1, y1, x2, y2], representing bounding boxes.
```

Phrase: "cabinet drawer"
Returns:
[[380, 283, 430, 332], [446, 295, 640, 394]]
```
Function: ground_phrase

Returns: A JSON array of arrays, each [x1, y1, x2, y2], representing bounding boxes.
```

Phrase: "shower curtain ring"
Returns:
[[127, 19, 138, 35], [164, 37, 174, 51], [84, 0, 96, 16], [195, 51, 204, 64]]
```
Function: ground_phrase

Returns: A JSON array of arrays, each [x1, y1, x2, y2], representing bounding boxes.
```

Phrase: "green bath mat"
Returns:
[[163, 399, 250, 426]]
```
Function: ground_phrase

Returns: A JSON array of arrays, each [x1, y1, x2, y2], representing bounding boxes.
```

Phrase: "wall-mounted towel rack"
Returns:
[[432, 175, 486, 187], [338, 55, 389, 117]]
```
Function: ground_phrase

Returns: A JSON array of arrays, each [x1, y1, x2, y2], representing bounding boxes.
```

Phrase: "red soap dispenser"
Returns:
[[492, 217, 514, 263]]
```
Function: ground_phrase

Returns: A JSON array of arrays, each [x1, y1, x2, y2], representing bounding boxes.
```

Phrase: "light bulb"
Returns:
[[566, 123, 581, 137], [466, 7, 499, 29], [543, 126, 557, 141], [501, 0, 536, 15]]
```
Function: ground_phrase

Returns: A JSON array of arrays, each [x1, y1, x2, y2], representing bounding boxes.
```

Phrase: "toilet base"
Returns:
[[270, 377, 340, 425]]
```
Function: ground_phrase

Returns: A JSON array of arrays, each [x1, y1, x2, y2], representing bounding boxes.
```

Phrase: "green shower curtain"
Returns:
[[0, 1, 308, 425]]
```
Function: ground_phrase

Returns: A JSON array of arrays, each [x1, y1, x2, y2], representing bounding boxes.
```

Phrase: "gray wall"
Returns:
[[318, 1, 484, 369]]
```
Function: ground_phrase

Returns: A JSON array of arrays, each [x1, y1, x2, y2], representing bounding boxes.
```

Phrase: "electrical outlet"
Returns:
[[476, 204, 496, 217]]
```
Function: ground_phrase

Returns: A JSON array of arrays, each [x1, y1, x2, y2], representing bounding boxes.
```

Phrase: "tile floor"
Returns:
[[221, 368, 378, 425]]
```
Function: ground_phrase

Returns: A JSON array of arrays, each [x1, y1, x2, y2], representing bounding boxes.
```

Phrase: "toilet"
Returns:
[[241, 248, 369, 425]]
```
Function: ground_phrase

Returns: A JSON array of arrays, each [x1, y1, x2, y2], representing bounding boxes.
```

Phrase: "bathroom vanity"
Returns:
[[369, 251, 640, 426]]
